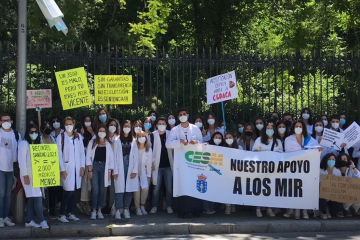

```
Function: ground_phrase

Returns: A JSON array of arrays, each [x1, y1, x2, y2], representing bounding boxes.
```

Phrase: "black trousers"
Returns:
[[319, 198, 343, 214]]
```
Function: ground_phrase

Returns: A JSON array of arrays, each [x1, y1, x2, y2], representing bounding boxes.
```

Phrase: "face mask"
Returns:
[[302, 113, 310, 120], [225, 139, 234, 145], [65, 125, 74, 133], [294, 127, 303, 135], [238, 127, 244, 133], [327, 160, 336, 168], [150, 116, 156, 122], [138, 137, 146, 144], [278, 127, 286, 134], [29, 133, 38, 140], [340, 160, 349, 168], [195, 122, 203, 128], [99, 114, 107, 123], [98, 132, 106, 138], [284, 120, 292, 128], [315, 126, 323, 133], [207, 119, 215, 125], [1, 122, 11, 130], [53, 122, 60, 129], [266, 129, 274, 137], [340, 119, 346, 126], [332, 122, 339, 129], [144, 123, 152, 130], [179, 116, 188, 123], [84, 122, 91, 127], [109, 126, 116, 133], [322, 120, 328, 126], [213, 139, 222, 145], [134, 127, 142, 133], [245, 131, 253, 137], [220, 126, 224, 129], [44, 128, 52, 135], [158, 125, 166, 132], [256, 124, 264, 131], [123, 127, 131, 134], [168, 119, 176, 125]]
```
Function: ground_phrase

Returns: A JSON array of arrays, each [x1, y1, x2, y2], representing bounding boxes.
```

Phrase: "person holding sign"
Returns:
[[18, 124, 49, 229], [86, 125, 114, 220], [238, 123, 256, 151], [57, 117, 85, 223]]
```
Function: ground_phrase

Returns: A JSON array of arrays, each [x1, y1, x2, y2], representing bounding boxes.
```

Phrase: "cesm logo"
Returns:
[[185, 151, 223, 166]]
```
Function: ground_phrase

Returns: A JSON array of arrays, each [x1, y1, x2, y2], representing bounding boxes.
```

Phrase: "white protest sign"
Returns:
[[343, 122, 360, 149], [320, 128, 344, 151], [174, 145, 320, 210], [206, 71, 238, 104]]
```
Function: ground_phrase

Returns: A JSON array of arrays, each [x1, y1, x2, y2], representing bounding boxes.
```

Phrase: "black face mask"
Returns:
[[285, 120, 292, 128], [340, 160, 349, 167], [245, 131, 253, 137], [44, 128, 52, 135]]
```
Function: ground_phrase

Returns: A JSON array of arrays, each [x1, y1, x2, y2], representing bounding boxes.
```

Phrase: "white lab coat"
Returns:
[[306, 125, 313, 135], [125, 140, 139, 192], [166, 123, 203, 149], [152, 130, 174, 185], [284, 134, 320, 152], [203, 127, 224, 142], [17, 141, 42, 197], [50, 129, 64, 142], [86, 140, 114, 188], [57, 133, 85, 191], [111, 135, 125, 193], [253, 137, 283, 153]]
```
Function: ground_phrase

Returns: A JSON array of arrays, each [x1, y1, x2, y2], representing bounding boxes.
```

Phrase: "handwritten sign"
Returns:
[[343, 122, 360, 149], [320, 128, 344, 150], [55, 67, 92, 110], [94, 75, 132, 104], [320, 174, 360, 204], [26, 89, 52, 109], [30, 144, 60, 188], [206, 71, 238, 104]]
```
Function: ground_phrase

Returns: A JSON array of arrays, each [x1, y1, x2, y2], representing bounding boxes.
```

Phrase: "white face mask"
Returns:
[[225, 139, 234, 145], [123, 127, 131, 134], [65, 125, 74, 133], [53, 122, 61, 129], [278, 127, 286, 134], [1, 122, 11, 130], [332, 122, 340, 129], [134, 127, 142, 133], [195, 122, 203, 128], [213, 139, 222, 145], [294, 127, 303, 135], [98, 132, 106, 138], [179, 115, 188, 123], [207, 119, 215, 125], [158, 125, 166, 132], [322, 120, 328, 126], [256, 124, 264, 131], [109, 126, 117, 133], [84, 122, 91, 127], [302, 113, 310, 120], [138, 137, 146, 144], [168, 119, 176, 125], [315, 126, 323, 133]]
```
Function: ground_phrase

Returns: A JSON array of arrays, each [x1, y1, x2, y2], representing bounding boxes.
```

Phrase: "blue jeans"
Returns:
[[203, 201, 215, 212], [91, 162, 106, 210], [26, 197, 45, 223], [0, 170, 14, 218], [114, 155, 133, 210], [152, 167, 173, 208], [60, 191, 74, 215]]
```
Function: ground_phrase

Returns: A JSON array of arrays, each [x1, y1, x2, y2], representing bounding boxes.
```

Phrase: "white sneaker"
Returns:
[[326, 206, 332, 219], [0, 218, 4, 228], [40, 221, 49, 229], [267, 209, 275, 217], [150, 207, 157, 214], [231, 205, 236, 213], [203, 210, 215, 214], [225, 205, 231, 215], [136, 208, 143, 216], [115, 210, 121, 220], [58, 215, 69, 223], [67, 214, 80, 221], [124, 209, 131, 219], [167, 206, 174, 214], [140, 206, 147, 215], [4, 217, 15, 227], [321, 213, 327, 219], [303, 209, 309, 219], [25, 220, 41, 228], [97, 211, 104, 219], [283, 209, 294, 218], [90, 211, 97, 220], [110, 203, 116, 217], [256, 209, 262, 217]]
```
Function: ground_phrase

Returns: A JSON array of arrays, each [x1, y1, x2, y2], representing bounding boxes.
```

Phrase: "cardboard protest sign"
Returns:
[[320, 174, 360, 204], [320, 128, 344, 150], [206, 71, 238, 104], [30, 144, 60, 188], [94, 75, 132, 104], [343, 122, 360, 149], [55, 67, 92, 110], [26, 89, 52, 109]]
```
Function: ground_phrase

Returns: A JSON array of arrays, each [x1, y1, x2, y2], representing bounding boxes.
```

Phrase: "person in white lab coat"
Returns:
[[132, 120, 144, 139], [254, 118, 265, 138], [284, 120, 323, 220], [150, 117, 174, 214], [132, 131, 152, 216], [57, 117, 85, 223], [18, 124, 49, 229], [86, 125, 114, 220], [299, 108, 313, 135], [238, 123, 256, 151]]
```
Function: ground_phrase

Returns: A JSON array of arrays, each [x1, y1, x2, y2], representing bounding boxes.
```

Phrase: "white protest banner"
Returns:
[[206, 71, 238, 104], [320, 128, 344, 151], [174, 145, 321, 210], [343, 122, 360, 149]]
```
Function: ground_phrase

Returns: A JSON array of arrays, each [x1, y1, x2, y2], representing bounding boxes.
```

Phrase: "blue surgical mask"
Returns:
[[238, 127, 244, 133], [327, 160, 336, 168], [340, 119, 346, 126], [322, 120, 328, 126], [29, 133, 38, 140], [99, 114, 107, 123], [144, 123, 152, 130], [150, 116, 156, 122], [266, 129, 274, 137]]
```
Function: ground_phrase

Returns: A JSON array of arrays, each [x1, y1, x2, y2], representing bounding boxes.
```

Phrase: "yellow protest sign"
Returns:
[[94, 75, 132, 104], [30, 144, 60, 188], [55, 67, 92, 110]]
